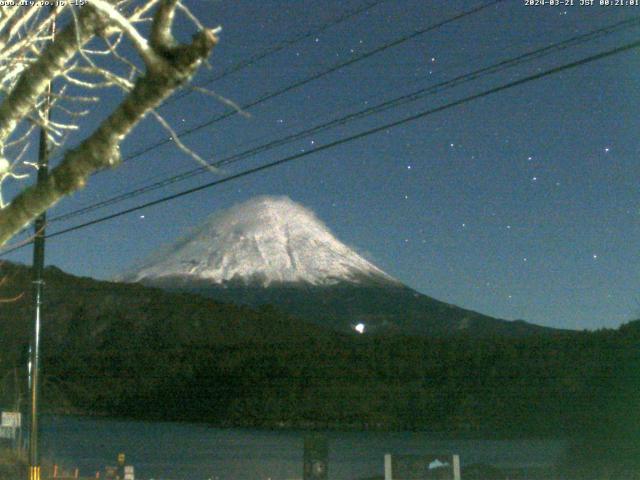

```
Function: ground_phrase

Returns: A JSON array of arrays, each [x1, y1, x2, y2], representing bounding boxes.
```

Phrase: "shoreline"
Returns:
[[39, 411, 570, 441]]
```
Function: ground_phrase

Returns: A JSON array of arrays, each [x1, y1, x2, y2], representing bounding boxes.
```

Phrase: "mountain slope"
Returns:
[[149, 279, 556, 337], [0, 262, 329, 359], [124, 196, 559, 337]]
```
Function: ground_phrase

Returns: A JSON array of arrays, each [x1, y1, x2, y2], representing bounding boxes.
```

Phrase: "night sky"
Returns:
[[4, 0, 640, 330]]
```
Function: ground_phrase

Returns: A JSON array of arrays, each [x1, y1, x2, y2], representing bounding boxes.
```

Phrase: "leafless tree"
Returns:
[[0, 0, 219, 246]]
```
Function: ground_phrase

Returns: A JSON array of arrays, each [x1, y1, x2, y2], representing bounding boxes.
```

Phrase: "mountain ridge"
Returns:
[[2, 260, 627, 446]]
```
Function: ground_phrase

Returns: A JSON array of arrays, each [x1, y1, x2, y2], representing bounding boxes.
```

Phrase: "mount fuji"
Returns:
[[122, 196, 556, 337], [126, 195, 397, 288]]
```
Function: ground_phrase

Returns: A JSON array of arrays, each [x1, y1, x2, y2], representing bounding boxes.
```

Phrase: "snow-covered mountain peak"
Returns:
[[125, 195, 398, 287]]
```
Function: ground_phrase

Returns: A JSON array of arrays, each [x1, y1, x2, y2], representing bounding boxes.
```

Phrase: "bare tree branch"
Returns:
[[0, 6, 104, 145], [0, 1, 219, 245]]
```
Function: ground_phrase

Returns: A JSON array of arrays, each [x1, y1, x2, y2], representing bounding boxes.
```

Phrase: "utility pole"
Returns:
[[28, 120, 48, 480], [28, 10, 55, 480]]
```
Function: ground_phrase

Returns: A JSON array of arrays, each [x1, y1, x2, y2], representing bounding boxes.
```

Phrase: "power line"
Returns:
[[167, 0, 386, 105], [47, 14, 640, 224], [44, 0, 386, 168], [0, 0, 505, 245], [100, 0, 505, 168], [1, 35, 635, 256]]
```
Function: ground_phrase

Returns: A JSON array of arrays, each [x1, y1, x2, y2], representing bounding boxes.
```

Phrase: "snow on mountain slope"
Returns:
[[125, 195, 398, 287]]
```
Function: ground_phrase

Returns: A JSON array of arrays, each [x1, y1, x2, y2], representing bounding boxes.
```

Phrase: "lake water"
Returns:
[[39, 415, 566, 480]]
